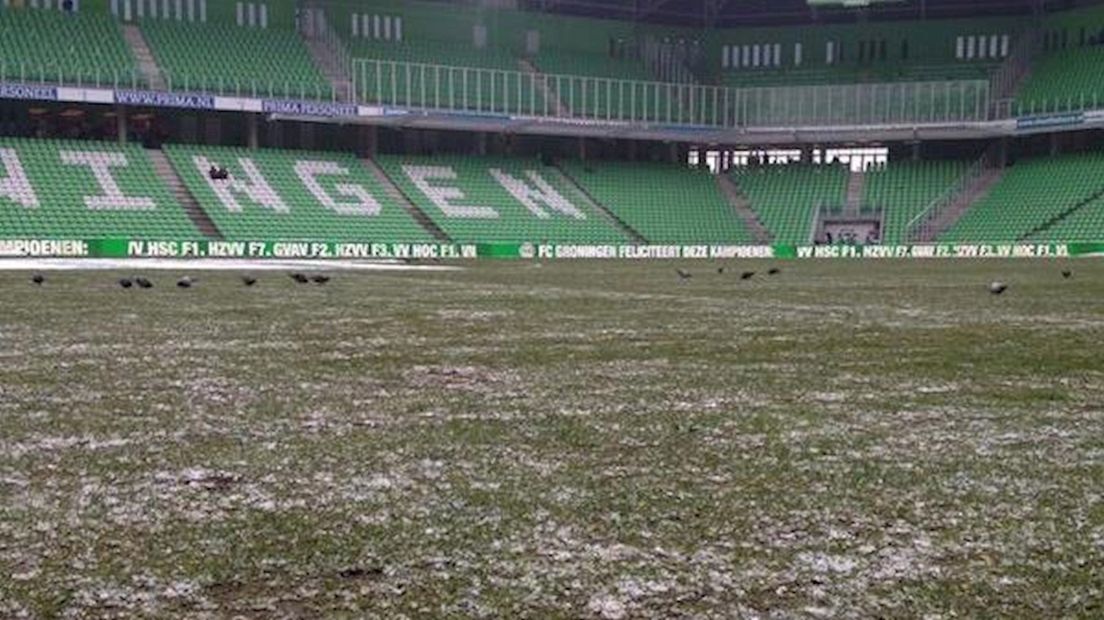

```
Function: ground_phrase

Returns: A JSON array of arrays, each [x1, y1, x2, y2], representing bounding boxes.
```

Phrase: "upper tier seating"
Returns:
[[140, 21, 331, 98], [731, 164, 849, 244], [941, 152, 1104, 242], [0, 9, 138, 86], [375, 154, 627, 243], [162, 144, 432, 242], [559, 161, 755, 243], [0, 137, 196, 240], [1016, 47, 1104, 113], [863, 160, 969, 244]]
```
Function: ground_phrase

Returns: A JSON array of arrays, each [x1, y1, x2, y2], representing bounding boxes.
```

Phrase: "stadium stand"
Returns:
[[162, 144, 433, 242], [559, 161, 755, 243], [1029, 195, 1104, 242], [0, 9, 138, 86], [940, 152, 1104, 242], [140, 21, 331, 98], [0, 138, 197, 240], [863, 160, 969, 244], [730, 164, 850, 244], [1016, 47, 1104, 112], [375, 154, 628, 243]]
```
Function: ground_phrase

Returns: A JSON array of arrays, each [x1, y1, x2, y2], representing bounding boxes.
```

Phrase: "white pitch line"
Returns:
[[0, 258, 462, 272]]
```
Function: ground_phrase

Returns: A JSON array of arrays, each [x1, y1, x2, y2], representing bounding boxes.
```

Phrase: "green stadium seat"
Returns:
[[162, 144, 433, 242], [0, 9, 139, 87], [375, 154, 627, 243], [140, 21, 331, 98], [863, 160, 969, 244], [941, 152, 1104, 242], [559, 161, 755, 243], [0, 137, 197, 240], [731, 164, 849, 244]]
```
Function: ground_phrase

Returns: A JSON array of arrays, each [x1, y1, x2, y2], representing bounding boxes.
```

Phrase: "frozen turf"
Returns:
[[1, 259, 1103, 618]]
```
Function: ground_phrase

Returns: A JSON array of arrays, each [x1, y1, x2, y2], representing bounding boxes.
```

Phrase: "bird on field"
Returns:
[[312, 274, 331, 285], [989, 281, 1008, 295], [740, 271, 756, 280], [135, 276, 153, 289], [118, 278, 133, 289], [290, 272, 310, 284], [31, 274, 45, 285], [176, 276, 194, 289], [768, 267, 781, 276], [241, 275, 258, 287], [1062, 269, 1073, 279], [676, 268, 692, 281], [717, 266, 725, 274]]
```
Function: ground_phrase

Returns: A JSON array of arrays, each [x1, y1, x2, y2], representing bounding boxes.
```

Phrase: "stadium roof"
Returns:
[[518, 0, 1095, 27]]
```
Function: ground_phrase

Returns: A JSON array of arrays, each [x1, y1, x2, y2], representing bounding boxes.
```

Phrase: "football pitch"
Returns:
[[2, 259, 1103, 618]]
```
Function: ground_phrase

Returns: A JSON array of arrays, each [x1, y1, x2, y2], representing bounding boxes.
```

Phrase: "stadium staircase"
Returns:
[[361, 157, 451, 242], [121, 24, 166, 91], [301, 17, 355, 103], [518, 59, 571, 117], [549, 163, 646, 242], [844, 171, 865, 217], [915, 167, 1004, 242], [147, 149, 221, 239], [715, 175, 773, 244]]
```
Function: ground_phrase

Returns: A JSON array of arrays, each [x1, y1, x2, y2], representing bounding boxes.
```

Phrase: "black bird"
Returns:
[[118, 278, 133, 289], [676, 268, 692, 281], [768, 267, 781, 276], [740, 271, 756, 280], [135, 276, 153, 289], [241, 275, 258, 287], [31, 274, 45, 285], [1062, 270, 1073, 279], [290, 272, 310, 284], [717, 266, 725, 274], [176, 276, 194, 289], [989, 281, 1008, 295], [312, 274, 331, 285]]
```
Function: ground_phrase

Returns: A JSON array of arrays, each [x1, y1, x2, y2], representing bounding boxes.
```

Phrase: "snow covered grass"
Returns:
[[2, 259, 1103, 618]]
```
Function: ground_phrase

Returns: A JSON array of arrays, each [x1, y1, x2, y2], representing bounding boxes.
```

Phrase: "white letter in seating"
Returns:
[[194, 155, 287, 213], [294, 160, 381, 216], [60, 151, 155, 210], [401, 164, 497, 218], [0, 148, 38, 208], [489, 168, 584, 219]]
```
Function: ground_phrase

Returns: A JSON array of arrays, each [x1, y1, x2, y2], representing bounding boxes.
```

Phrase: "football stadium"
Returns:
[[2, 0, 1104, 617]]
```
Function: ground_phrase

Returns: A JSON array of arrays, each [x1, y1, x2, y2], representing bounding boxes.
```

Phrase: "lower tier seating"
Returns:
[[863, 160, 969, 244], [374, 154, 627, 243], [731, 164, 850, 244], [559, 161, 755, 243], [162, 144, 432, 242], [941, 152, 1104, 242], [0, 137, 196, 240]]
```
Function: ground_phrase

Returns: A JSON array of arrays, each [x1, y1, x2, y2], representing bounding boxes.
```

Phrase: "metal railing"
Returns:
[[5, 52, 1104, 129], [351, 58, 995, 128]]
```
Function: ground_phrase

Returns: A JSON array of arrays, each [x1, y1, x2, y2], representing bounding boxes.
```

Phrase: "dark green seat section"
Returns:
[[0, 138, 196, 240], [140, 21, 330, 98], [376, 154, 627, 243], [163, 145, 433, 242], [560, 161, 755, 243], [941, 153, 1104, 242], [731, 164, 849, 244], [0, 9, 138, 86], [864, 160, 969, 244]]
